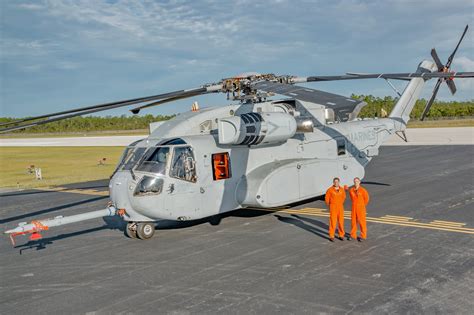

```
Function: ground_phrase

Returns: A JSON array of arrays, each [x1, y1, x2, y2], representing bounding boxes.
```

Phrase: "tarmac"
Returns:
[[1, 126, 473, 146], [0, 145, 473, 314]]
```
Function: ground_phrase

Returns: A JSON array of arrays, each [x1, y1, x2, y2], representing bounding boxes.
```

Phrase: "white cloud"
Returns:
[[452, 56, 474, 93], [17, 3, 45, 10], [21, 64, 43, 72], [453, 56, 474, 71], [0, 39, 59, 57], [56, 61, 80, 70]]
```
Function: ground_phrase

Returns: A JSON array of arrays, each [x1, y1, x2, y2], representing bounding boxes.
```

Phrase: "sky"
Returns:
[[1, 0, 473, 118]]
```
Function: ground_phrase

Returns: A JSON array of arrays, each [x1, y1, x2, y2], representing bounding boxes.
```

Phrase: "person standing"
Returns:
[[325, 177, 346, 242], [348, 177, 370, 242]]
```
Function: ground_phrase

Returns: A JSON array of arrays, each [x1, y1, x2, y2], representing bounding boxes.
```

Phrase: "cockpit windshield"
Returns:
[[114, 141, 196, 180], [135, 146, 170, 174], [117, 146, 148, 171]]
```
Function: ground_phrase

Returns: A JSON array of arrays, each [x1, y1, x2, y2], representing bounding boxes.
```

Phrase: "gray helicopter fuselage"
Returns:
[[109, 100, 397, 222]]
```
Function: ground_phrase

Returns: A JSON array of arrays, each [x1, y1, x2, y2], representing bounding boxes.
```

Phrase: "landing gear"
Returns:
[[209, 215, 222, 226], [125, 222, 155, 240], [125, 222, 137, 239], [136, 222, 155, 240]]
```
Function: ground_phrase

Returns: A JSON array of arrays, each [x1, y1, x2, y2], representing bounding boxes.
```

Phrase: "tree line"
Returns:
[[354, 95, 474, 119], [0, 114, 174, 133], [1, 96, 472, 133]]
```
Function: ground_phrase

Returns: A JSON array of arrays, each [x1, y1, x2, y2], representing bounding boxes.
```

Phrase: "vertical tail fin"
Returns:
[[389, 60, 437, 128]]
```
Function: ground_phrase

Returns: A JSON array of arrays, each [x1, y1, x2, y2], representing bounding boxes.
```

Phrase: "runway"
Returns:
[[1, 146, 473, 313]]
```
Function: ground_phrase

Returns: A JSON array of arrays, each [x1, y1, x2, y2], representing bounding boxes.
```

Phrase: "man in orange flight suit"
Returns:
[[348, 177, 370, 242], [325, 177, 346, 242]]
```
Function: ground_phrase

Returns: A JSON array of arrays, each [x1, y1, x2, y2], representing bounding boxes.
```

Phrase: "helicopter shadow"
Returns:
[[0, 195, 108, 224], [14, 216, 125, 254], [274, 214, 330, 240], [362, 181, 391, 186], [0, 189, 58, 198], [155, 208, 273, 230]]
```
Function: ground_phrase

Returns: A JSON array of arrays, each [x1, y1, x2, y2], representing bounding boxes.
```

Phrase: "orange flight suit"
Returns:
[[325, 186, 346, 239], [349, 186, 369, 239]]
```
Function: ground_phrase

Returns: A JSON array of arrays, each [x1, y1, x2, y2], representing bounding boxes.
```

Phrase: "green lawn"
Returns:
[[407, 118, 474, 128], [0, 147, 125, 189]]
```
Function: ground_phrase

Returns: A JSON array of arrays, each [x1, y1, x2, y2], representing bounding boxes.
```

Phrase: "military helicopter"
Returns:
[[3, 25, 473, 244]]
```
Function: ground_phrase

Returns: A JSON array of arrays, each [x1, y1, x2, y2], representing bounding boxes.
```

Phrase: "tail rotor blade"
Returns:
[[431, 48, 444, 70], [446, 79, 457, 95], [446, 24, 469, 68], [420, 79, 442, 121]]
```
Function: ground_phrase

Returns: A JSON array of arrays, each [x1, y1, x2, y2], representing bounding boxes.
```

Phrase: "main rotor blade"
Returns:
[[431, 48, 444, 70], [297, 71, 474, 82], [446, 25, 469, 68], [130, 89, 207, 114], [0, 86, 217, 128], [420, 79, 442, 121], [0, 101, 145, 134], [0, 84, 223, 133]]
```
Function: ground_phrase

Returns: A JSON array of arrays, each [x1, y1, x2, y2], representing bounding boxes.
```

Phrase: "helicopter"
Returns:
[[3, 25, 473, 244]]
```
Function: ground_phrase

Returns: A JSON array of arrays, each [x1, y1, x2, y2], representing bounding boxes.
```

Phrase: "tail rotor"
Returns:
[[420, 25, 469, 120]]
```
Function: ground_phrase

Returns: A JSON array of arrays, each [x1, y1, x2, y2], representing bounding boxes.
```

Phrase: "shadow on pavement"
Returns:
[[362, 181, 391, 186], [0, 196, 108, 224], [14, 216, 124, 254], [275, 214, 330, 240]]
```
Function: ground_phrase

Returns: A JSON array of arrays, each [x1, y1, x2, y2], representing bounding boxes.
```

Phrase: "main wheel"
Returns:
[[125, 222, 137, 239], [209, 215, 222, 226], [136, 222, 155, 240]]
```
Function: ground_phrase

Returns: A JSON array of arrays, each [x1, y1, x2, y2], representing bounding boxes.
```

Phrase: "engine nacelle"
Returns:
[[218, 112, 297, 146]]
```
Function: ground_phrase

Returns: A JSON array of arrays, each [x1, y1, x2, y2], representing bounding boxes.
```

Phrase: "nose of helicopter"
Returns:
[[109, 171, 135, 213]]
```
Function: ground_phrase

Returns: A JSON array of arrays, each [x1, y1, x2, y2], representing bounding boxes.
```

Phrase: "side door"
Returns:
[[163, 146, 199, 220]]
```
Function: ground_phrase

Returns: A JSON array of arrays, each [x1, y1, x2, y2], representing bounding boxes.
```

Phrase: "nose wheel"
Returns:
[[137, 222, 155, 240], [125, 222, 155, 240], [125, 222, 137, 239]]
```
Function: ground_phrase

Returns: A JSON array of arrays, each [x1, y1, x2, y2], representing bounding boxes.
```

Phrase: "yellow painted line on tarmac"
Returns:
[[431, 220, 466, 226], [41, 187, 109, 196], [248, 207, 474, 235], [382, 215, 413, 221]]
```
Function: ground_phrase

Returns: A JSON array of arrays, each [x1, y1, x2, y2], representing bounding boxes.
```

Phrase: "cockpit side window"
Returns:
[[135, 146, 170, 175], [170, 146, 196, 182]]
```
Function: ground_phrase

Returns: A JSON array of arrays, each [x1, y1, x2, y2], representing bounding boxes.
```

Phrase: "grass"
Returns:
[[0, 147, 125, 189], [407, 118, 474, 128]]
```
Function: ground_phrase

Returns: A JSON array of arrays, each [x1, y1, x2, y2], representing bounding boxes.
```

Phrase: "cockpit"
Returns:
[[115, 138, 197, 183]]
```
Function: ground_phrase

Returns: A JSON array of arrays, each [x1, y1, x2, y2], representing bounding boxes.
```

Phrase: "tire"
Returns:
[[209, 215, 222, 226], [136, 222, 155, 240], [125, 222, 137, 239]]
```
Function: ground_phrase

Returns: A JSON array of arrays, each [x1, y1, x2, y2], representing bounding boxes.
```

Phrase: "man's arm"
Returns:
[[364, 189, 370, 205], [325, 189, 331, 205]]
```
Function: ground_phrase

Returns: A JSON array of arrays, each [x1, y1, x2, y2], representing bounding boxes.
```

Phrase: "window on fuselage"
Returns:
[[170, 146, 196, 182], [135, 146, 170, 175], [336, 138, 346, 156]]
